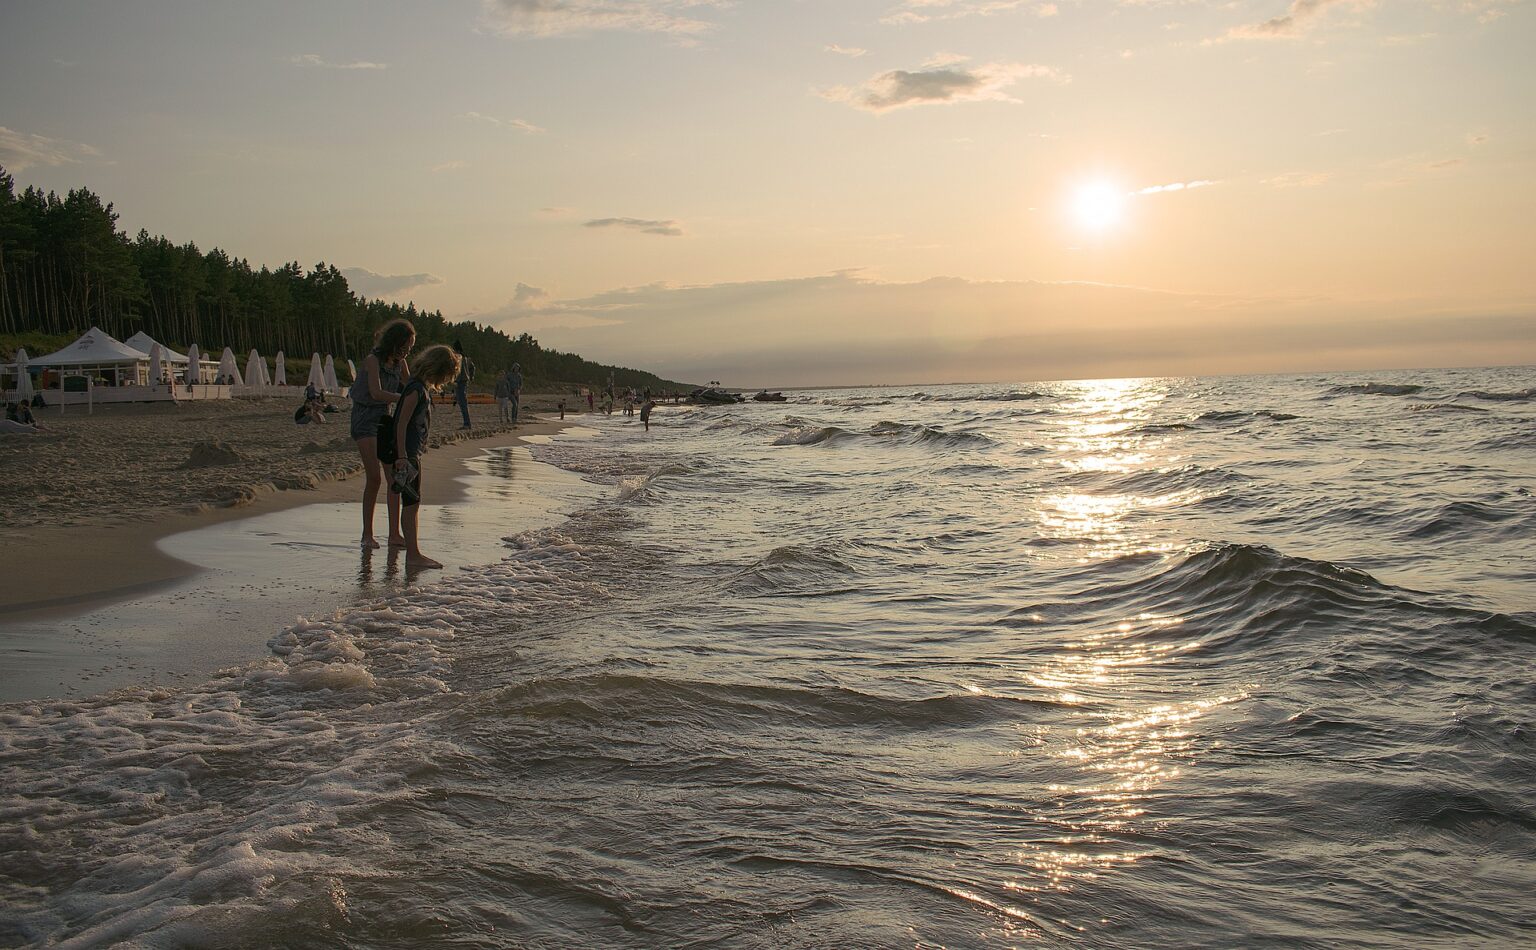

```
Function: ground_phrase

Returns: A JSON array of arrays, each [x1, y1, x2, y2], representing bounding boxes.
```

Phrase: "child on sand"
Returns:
[[390, 344, 461, 569], [351, 319, 414, 550]]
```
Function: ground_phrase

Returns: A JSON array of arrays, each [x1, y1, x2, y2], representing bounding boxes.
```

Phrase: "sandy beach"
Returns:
[[0, 392, 582, 619]]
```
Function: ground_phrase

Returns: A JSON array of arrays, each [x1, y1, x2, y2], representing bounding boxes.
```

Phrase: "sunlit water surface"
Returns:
[[3, 367, 1535, 948]]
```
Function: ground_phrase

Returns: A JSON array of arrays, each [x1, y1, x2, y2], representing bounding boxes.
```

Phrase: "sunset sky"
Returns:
[[3, 0, 1533, 385]]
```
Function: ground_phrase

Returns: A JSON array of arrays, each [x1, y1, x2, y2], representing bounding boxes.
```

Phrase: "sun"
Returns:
[[1071, 180, 1128, 233]]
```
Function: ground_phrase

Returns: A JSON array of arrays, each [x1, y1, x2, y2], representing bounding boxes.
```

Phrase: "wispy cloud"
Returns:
[[291, 53, 388, 70], [340, 268, 444, 298], [478, 0, 724, 38], [456, 111, 546, 134], [882, 1, 1027, 26], [821, 60, 1066, 113], [584, 216, 684, 236], [825, 44, 869, 57], [1133, 179, 1217, 195], [0, 126, 101, 172], [1221, 0, 1371, 41], [432, 160, 469, 173]]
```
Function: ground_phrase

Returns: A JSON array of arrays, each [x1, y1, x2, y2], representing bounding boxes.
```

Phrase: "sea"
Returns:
[[3, 366, 1534, 949]]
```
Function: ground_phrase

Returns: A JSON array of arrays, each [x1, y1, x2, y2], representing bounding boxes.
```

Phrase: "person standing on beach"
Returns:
[[452, 340, 474, 430], [640, 394, 654, 431], [494, 370, 511, 424], [350, 319, 414, 550], [391, 344, 461, 569], [508, 362, 523, 424]]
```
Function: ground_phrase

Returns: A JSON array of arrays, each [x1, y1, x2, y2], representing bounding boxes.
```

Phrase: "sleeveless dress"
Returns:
[[349, 354, 403, 440]]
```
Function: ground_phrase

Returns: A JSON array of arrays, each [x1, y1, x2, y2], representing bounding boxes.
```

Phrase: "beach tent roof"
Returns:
[[125, 331, 188, 362], [30, 327, 148, 366]]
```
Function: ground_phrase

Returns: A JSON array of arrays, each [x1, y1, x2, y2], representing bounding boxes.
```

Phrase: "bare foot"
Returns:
[[361, 537, 380, 550], [387, 536, 408, 548], [406, 554, 443, 569]]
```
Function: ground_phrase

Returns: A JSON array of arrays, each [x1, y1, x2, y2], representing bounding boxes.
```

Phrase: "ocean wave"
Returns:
[[1410, 403, 1490, 413], [729, 543, 860, 596], [1459, 387, 1536, 402], [927, 390, 1049, 403], [1403, 499, 1534, 540], [489, 673, 1059, 732], [772, 421, 996, 449], [1325, 382, 1425, 396], [772, 425, 855, 446]]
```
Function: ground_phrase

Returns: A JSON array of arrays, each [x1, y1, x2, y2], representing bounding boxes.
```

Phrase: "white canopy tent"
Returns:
[[217, 347, 243, 386], [28, 327, 149, 387], [274, 352, 287, 386], [148, 345, 164, 387], [323, 355, 340, 395], [125, 332, 188, 365]]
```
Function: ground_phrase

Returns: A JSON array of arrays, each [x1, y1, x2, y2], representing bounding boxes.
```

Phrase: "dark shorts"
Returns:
[[351, 402, 387, 440]]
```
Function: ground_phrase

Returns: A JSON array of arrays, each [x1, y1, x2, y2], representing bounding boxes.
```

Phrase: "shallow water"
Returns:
[[3, 368, 1535, 948]]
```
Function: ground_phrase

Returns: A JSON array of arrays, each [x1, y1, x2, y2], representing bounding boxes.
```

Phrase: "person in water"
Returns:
[[391, 344, 461, 569], [350, 319, 414, 550], [640, 394, 654, 431]]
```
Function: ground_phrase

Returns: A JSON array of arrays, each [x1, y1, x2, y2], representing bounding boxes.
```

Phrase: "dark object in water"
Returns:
[[753, 390, 787, 402], [690, 387, 745, 404]]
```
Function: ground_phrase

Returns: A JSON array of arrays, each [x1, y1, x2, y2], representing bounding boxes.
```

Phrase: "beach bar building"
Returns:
[[25, 327, 232, 405]]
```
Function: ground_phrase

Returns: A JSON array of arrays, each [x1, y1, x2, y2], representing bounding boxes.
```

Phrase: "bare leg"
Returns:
[[386, 484, 405, 547], [357, 437, 383, 548], [402, 499, 442, 569]]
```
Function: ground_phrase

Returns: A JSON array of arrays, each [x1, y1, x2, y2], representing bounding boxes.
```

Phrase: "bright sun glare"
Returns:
[[1071, 180, 1128, 233]]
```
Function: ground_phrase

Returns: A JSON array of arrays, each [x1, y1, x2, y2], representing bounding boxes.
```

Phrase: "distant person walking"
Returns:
[[452, 340, 475, 429], [494, 370, 512, 424], [640, 395, 654, 432], [391, 344, 461, 569], [508, 362, 523, 424], [350, 318, 414, 550]]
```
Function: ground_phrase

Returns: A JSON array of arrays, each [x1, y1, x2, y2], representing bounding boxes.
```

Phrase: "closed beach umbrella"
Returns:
[[15, 347, 34, 400], [245, 349, 264, 390], [218, 347, 243, 385], [148, 344, 164, 387], [274, 351, 287, 386], [323, 355, 339, 394], [307, 353, 324, 391], [185, 344, 201, 383], [346, 358, 357, 385]]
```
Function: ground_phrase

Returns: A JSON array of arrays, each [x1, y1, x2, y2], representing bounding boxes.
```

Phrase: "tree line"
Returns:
[[0, 166, 693, 392]]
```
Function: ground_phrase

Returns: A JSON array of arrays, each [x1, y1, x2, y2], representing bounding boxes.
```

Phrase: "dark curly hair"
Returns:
[[373, 319, 416, 362]]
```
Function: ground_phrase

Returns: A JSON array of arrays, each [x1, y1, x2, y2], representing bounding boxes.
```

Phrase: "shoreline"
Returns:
[[2, 400, 583, 622]]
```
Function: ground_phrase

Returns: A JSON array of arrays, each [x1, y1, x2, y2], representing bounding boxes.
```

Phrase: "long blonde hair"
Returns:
[[411, 344, 461, 390]]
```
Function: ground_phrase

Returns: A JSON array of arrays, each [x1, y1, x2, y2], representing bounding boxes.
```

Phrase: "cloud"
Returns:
[[825, 44, 869, 57], [485, 271, 1536, 386], [0, 126, 101, 172], [584, 217, 684, 236], [1134, 179, 1217, 195], [341, 268, 444, 298], [822, 61, 1066, 113], [478, 0, 724, 38], [291, 53, 388, 70], [1426, 158, 1463, 169], [457, 111, 546, 134], [1221, 0, 1378, 41], [431, 160, 469, 173], [882, 1, 1028, 26]]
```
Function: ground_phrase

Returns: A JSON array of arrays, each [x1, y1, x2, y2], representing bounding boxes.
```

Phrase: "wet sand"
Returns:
[[0, 394, 604, 701], [0, 393, 578, 618]]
